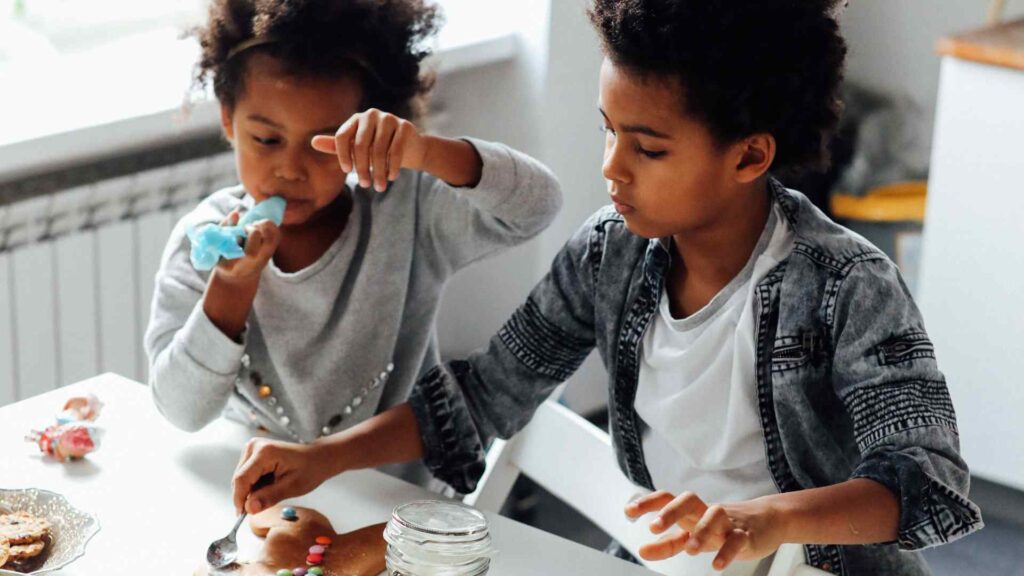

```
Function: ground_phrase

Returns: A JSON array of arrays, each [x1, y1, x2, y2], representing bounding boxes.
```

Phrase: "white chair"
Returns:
[[465, 399, 828, 576]]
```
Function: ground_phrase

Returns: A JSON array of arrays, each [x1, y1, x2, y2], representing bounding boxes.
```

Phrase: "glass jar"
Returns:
[[384, 500, 495, 576]]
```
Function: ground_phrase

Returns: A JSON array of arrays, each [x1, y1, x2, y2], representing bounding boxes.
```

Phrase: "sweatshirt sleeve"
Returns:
[[143, 197, 247, 432], [414, 138, 562, 275]]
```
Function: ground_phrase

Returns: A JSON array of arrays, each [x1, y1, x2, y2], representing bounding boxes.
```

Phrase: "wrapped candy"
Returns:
[[56, 393, 103, 424], [187, 196, 287, 271], [27, 423, 103, 461]]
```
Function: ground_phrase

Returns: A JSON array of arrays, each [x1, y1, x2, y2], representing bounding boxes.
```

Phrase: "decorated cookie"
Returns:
[[0, 537, 10, 567], [9, 537, 48, 560], [193, 505, 385, 576]]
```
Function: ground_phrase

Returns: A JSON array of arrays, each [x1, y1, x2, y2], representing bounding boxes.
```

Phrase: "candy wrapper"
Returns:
[[186, 196, 287, 271], [27, 423, 104, 461], [25, 393, 105, 461]]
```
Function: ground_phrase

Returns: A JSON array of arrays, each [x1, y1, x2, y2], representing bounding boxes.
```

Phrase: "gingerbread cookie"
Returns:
[[0, 537, 10, 567], [0, 512, 51, 545], [194, 505, 386, 576]]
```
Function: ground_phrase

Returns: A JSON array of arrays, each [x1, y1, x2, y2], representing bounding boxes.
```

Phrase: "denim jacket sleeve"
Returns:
[[832, 255, 983, 550], [407, 210, 602, 493]]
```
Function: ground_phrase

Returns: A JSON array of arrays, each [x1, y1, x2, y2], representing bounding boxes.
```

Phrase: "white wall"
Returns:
[[433, 0, 611, 414], [840, 1, 1024, 149]]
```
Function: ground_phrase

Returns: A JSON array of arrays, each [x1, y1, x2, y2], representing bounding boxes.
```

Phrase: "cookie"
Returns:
[[9, 538, 47, 560], [1, 537, 10, 567], [0, 512, 51, 545]]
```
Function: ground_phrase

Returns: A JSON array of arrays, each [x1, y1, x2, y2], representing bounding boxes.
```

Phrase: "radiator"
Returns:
[[0, 152, 238, 406]]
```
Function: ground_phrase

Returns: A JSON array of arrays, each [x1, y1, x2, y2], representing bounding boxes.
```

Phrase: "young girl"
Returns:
[[228, 1, 982, 574], [144, 0, 561, 447]]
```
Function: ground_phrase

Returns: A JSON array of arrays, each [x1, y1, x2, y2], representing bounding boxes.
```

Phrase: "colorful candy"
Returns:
[[292, 569, 308, 576], [276, 570, 293, 576], [26, 423, 102, 461], [308, 545, 325, 555], [314, 536, 332, 546], [308, 568, 324, 576], [281, 507, 298, 521], [306, 554, 323, 565]]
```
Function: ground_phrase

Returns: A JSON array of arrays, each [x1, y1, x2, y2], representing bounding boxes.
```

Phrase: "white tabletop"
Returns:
[[0, 373, 654, 575]]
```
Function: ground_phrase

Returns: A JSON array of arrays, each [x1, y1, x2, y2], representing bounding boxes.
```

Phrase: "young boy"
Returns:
[[228, 1, 982, 574]]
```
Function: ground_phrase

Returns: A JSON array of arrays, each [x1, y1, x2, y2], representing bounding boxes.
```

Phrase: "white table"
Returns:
[[0, 373, 655, 575]]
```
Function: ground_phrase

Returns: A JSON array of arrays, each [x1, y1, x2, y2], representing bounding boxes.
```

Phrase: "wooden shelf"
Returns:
[[937, 18, 1024, 71]]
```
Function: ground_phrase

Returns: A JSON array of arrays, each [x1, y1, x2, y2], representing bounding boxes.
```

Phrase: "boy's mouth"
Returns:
[[609, 195, 635, 215]]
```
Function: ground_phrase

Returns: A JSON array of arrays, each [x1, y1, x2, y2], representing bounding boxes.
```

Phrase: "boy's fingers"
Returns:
[[247, 477, 291, 515], [625, 490, 674, 518], [687, 505, 732, 553], [244, 225, 264, 257], [639, 531, 691, 561], [712, 530, 749, 571], [232, 455, 272, 515], [651, 491, 707, 534]]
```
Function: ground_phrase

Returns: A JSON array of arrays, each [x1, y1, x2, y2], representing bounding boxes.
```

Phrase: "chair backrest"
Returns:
[[465, 400, 827, 576]]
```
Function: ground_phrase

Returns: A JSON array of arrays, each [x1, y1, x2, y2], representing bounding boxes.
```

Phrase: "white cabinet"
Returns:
[[919, 23, 1024, 490]]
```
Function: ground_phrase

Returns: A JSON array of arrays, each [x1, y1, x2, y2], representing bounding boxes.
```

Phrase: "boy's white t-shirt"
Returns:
[[634, 202, 794, 575]]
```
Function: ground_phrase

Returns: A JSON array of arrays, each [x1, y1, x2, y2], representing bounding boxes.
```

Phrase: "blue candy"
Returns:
[[187, 197, 287, 271], [281, 506, 298, 521]]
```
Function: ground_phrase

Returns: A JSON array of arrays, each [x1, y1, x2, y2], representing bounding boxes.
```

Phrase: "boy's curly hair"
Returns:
[[589, 0, 847, 177], [192, 0, 442, 122]]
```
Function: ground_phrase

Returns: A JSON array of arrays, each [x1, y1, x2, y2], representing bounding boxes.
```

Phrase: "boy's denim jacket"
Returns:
[[409, 179, 983, 575]]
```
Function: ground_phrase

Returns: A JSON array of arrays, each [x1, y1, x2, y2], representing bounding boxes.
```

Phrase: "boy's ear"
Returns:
[[220, 104, 236, 142], [733, 133, 775, 184]]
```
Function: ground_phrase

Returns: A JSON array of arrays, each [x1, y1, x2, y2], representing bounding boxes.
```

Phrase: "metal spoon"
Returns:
[[206, 472, 275, 569]]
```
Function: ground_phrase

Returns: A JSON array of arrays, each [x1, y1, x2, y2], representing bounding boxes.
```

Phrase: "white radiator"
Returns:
[[0, 151, 238, 406]]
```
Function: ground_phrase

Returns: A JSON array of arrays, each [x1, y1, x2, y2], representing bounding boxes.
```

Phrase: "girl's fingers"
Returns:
[[232, 451, 274, 515], [371, 115, 398, 192], [244, 225, 264, 258], [311, 134, 336, 155], [352, 111, 377, 189], [387, 122, 412, 182], [333, 116, 359, 173], [650, 491, 707, 534], [712, 529, 750, 571], [625, 490, 674, 518], [687, 505, 732, 553], [639, 530, 691, 561], [219, 209, 241, 227]]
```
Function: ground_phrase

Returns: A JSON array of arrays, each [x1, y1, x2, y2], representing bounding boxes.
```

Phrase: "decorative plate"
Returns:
[[0, 488, 99, 574]]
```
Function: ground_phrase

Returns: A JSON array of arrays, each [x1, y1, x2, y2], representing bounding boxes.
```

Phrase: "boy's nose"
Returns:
[[602, 145, 630, 184]]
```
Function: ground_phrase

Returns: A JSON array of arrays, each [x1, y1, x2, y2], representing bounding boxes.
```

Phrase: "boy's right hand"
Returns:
[[215, 210, 282, 284], [232, 437, 332, 515]]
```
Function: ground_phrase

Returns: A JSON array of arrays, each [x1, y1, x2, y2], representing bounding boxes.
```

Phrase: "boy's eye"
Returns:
[[253, 135, 280, 146], [599, 123, 615, 136], [635, 145, 666, 159]]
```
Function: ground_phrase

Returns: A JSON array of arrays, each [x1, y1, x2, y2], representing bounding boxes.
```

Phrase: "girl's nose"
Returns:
[[602, 141, 630, 184]]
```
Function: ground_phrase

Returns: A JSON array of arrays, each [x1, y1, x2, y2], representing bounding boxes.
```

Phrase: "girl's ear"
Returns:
[[220, 104, 236, 142], [733, 133, 775, 184]]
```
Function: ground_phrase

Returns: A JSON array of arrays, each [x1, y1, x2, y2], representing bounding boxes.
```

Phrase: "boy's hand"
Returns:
[[625, 490, 786, 570], [231, 437, 332, 515], [311, 108, 428, 193], [214, 210, 281, 284]]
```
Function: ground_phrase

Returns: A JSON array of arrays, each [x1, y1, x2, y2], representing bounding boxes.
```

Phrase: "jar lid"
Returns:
[[385, 500, 493, 559]]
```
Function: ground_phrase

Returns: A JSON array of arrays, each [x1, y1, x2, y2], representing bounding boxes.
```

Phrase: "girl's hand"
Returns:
[[311, 108, 428, 193], [214, 210, 281, 284], [625, 490, 786, 570], [231, 437, 332, 515]]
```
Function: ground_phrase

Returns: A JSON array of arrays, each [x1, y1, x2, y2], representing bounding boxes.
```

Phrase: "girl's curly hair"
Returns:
[[589, 0, 847, 177], [192, 0, 442, 122]]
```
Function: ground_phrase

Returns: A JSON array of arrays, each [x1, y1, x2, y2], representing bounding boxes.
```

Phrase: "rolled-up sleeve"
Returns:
[[832, 256, 983, 550]]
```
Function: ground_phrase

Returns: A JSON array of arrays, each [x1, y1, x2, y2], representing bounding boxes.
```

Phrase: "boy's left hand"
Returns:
[[311, 108, 428, 193], [625, 490, 786, 570]]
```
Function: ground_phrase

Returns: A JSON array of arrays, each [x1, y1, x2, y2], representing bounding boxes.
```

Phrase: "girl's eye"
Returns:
[[635, 146, 666, 159], [599, 124, 615, 136], [253, 136, 280, 146]]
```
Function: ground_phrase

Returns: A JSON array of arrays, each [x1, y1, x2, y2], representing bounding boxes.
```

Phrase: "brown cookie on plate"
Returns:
[[1, 536, 11, 567], [9, 537, 48, 560], [0, 512, 51, 545]]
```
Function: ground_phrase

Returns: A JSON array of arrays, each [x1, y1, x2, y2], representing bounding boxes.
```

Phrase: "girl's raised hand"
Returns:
[[624, 490, 785, 571], [311, 108, 428, 193], [231, 437, 332, 515]]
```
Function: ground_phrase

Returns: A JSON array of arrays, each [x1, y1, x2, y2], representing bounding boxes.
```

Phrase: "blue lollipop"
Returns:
[[187, 196, 287, 271]]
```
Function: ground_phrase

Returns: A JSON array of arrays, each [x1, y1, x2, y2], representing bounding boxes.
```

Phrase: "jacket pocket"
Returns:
[[876, 332, 935, 366], [772, 334, 819, 372]]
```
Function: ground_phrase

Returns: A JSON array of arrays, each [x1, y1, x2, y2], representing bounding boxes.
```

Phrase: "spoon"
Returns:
[[206, 472, 275, 569]]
